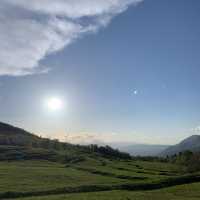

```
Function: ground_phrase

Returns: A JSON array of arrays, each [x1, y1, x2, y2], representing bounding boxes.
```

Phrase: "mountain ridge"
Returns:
[[160, 135, 200, 156]]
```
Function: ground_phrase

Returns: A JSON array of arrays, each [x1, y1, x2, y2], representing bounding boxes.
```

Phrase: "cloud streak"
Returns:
[[55, 131, 119, 144], [191, 126, 200, 133], [0, 0, 143, 76]]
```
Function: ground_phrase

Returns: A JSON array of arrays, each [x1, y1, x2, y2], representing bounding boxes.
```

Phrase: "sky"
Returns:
[[0, 0, 200, 145]]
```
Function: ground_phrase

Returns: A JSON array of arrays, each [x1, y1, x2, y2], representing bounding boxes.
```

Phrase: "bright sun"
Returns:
[[47, 97, 63, 111]]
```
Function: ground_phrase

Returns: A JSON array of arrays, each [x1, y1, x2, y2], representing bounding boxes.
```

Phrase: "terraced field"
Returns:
[[0, 158, 199, 200]]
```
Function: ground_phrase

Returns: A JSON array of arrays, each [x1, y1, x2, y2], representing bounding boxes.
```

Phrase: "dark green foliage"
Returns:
[[0, 146, 63, 162], [132, 156, 167, 162], [84, 145, 131, 159], [167, 150, 200, 172]]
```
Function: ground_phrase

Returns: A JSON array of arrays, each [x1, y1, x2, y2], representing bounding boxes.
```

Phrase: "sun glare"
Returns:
[[47, 97, 63, 111]]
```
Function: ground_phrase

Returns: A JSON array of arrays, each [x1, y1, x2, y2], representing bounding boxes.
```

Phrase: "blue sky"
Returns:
[[0, 0, 200, 144]]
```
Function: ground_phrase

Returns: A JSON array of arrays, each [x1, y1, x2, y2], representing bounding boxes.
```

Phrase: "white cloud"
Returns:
[[0, 0, 143, 76]]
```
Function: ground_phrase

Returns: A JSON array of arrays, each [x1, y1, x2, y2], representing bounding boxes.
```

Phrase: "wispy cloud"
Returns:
[[0, 0, 143, 76], [57, 131, 119, 144], [191, 126, 200, 133]]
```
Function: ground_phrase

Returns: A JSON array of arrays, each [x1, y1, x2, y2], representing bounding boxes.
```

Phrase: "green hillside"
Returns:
[[0, 122, 131, 162], [0, 122, 200, 200]]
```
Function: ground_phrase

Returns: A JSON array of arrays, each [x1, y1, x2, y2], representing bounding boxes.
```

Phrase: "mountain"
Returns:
[[0, 122, 40, 146], [119, 144, 169, 156], [160, 135, 200, 156], [110, 142, 169, 156]]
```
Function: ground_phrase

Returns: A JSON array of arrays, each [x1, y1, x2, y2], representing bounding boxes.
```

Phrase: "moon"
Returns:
[[46, 97, 63, 111], [133, 90, 138, 95]]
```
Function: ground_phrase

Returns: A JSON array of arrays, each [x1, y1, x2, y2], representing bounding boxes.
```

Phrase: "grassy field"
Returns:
[[0, 158, 182, 193], [0, 157, 199, 199], [0, 160, 132, 193]]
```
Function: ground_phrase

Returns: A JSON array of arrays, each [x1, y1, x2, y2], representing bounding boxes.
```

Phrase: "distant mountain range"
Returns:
[[109, 143, 170, 156], [160, 135, 200, 156], [109, 135, 200, 157]]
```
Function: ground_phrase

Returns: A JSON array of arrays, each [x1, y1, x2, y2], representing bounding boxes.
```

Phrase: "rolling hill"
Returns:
[[0, 122, 41, 146], [0, 122, 131, 161]]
